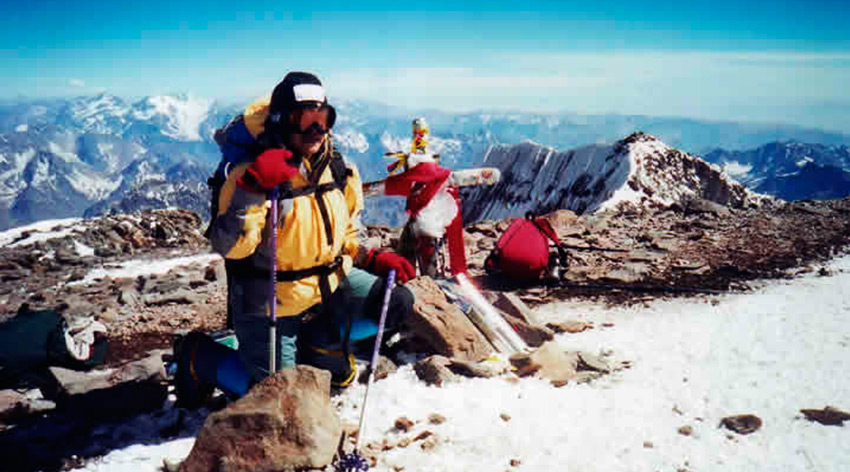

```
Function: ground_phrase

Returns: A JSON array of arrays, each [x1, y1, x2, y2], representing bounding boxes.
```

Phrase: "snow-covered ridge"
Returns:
[[0, 217, 84, 248], [462, 132, 766, 222]]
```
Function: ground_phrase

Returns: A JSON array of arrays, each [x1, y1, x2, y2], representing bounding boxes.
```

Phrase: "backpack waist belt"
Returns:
[[275, 254, 345, 305]]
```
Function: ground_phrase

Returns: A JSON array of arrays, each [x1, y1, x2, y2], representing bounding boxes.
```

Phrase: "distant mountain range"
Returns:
[[702, 142, 850, 201], [1, 93, 848, 230]]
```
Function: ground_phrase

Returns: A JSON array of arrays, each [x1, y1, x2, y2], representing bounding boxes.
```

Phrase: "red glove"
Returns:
[[366, 249, 415, 283], [239, 149, 299, 191]]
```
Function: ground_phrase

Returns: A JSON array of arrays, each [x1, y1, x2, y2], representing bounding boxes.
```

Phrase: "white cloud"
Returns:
[[69, 78, 86, 88]]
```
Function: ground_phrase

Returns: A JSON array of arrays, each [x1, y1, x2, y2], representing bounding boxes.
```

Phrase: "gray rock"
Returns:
[[598, 262, 650, 284], [0, 389, 56, 424], [358, 355, 398, 384], [414, 355, 457, 387], [448, 357, 510, 379], [546, 320, 593, 334], [180, 366, 342, 472], [43, 352, 167, 419], [685, 198, 731, 217], [204, 261, 226, 282], [142, 288, 201, 306], [118, 288, 140, 306], [147, 276, 186, 295], [799, 406, 850, 426], [720, 414, 763, 434], [578, 352, 612, 373]]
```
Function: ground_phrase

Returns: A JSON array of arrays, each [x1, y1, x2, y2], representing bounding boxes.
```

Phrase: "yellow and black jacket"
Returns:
[[209, 98, 364, 317]]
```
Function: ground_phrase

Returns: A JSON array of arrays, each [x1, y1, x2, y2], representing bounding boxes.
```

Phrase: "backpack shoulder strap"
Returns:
[[328, 147, 353, 190], [527, 212, 568, 268]]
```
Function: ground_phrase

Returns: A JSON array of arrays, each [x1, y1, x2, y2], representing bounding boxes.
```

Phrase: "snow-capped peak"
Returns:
[[131, 95, 213, 142], [68, 93, 131, 134]]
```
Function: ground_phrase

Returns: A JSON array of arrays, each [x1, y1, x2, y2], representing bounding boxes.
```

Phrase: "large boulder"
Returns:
[[404, 277, 493, 362], [180, 365, 342, 472]]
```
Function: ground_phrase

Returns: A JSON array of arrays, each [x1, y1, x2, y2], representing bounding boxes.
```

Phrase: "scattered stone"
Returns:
[[404, 277, 493, 361], [574, 371, 603, 384], [578, 352, 612, 373], [684, 198, 731, 217], [142, 289, 201, 306], [97, 309, 117, 322], [395, 416, 415, 432], [719, 414, 763, 434], [601, 322, 615, 328], [180, 366, 341, 472], [599, 263, 650, 284], [448, 357, 511, 379], [500, 413, 511, 422], [414, 355, 457, 386], [117, 288, 140, 306], [397, 437, 412, 448], [643, 441, 654, 449], [428, 413, 446, 425], [413, 430, 434, 442], [0, 389, 56, 424], [509, 341, 579, 384], [800, 406, 850, 426], [510, 458, 522, 467], [677, 425, 694, 436], [358, 355, 398, 383], [204, 261, 226, 282], [419, 434, 438, 451], [546, 320, 593, 334]]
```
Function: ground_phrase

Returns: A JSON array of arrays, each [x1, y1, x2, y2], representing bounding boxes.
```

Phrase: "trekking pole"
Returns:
[[336, 269, 396, 472], [268, 188, 279, 375]]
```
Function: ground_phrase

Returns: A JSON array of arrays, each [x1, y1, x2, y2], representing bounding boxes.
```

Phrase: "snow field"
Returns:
[[78, 254, 850, 472]]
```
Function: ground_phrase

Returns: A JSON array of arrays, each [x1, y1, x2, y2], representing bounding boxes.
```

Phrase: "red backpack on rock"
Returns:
[[485, 213, 567, 281]]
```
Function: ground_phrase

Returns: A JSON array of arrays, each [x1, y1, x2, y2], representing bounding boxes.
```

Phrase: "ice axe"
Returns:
[[335, 269, 397, 472]]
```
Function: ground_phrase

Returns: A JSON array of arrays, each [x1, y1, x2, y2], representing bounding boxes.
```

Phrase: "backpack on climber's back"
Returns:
[[485, 213, 567, 282]]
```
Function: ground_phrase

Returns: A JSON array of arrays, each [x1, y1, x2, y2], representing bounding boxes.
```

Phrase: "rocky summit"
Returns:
[[2, 134, 850, 470], [0, 192, 847, 371]]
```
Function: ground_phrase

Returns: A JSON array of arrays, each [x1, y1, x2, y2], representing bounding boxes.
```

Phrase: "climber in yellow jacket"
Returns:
[[208, 72, 415, 387]]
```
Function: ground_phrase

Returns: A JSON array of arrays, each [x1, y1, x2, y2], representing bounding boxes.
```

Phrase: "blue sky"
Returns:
[[2, 0, 849, 132]]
